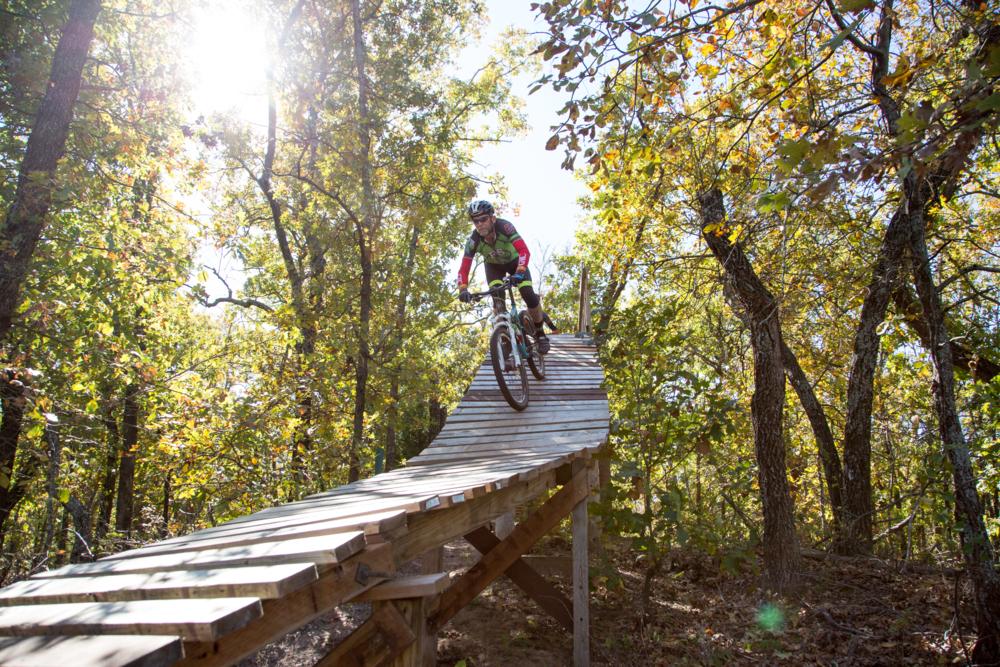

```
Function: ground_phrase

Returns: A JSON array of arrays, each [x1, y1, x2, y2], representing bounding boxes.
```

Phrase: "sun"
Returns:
[[183, 0, 270, 128]]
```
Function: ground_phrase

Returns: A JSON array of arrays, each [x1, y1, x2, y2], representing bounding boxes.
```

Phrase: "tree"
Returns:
[[0, 0, 102, 345]]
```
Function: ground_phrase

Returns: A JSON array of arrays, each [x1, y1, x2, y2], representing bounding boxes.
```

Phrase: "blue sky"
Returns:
[[460, 1, 589, 263]]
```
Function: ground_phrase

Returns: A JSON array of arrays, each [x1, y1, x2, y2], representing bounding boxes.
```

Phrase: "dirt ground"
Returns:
[[244, 536, 977, 666]]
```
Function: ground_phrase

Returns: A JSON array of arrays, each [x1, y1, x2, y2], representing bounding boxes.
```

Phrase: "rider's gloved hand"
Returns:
[[511, 270, 526, 285], [459, 289, 472, 303]]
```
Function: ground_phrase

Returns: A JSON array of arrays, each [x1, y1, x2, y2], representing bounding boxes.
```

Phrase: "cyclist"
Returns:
[[457, 199, 550, 354]]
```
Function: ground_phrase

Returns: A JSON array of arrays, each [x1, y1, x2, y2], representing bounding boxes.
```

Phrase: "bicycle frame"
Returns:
[[489, 281, 529, 368], [471, 278, 531, 367]]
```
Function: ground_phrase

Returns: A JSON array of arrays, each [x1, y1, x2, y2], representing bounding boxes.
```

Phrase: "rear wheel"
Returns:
[[490, 326, 529, 411], [527, 338, 546, 380]]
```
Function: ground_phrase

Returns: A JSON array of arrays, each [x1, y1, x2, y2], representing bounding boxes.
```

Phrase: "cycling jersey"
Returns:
[[456, 218, 530, 289]]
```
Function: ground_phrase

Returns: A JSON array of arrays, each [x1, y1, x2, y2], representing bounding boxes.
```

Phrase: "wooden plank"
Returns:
[[432, 420, 608, 450], [440, 409, 609, 429], [177, 544, 395, 666], [220, 492, 444, 527], [389, 471, 558, 565], [434, 419, 610, 441], [0, 635, 183, 667], [430, 466, 591, 630], [462, 391, 607, 402], [414, 445, 600, 467], [353, 574, 450, 602], [104, 510, 407, 561], [464, 527, 572, 631], [415, 441, 603, 461], [450, 400, 608, 415], [0, 597, 262, 642], [0, 563, 318, 606], [422, 437, 596, 455], [32, 532, 365, 578]]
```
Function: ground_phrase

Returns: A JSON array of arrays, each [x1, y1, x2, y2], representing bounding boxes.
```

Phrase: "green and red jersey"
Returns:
[[457, 218, 530, 288]]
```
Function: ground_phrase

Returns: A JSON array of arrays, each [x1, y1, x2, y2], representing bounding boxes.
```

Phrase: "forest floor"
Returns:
[[245, 535, 977, 666]]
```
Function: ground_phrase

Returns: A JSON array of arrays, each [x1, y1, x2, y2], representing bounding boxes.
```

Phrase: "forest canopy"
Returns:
[[0, 0, 998, 660]]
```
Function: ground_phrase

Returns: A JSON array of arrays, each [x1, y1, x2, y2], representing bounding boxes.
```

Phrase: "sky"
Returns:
[[458, 2, 589, 262], [184, 1, 588, 291]]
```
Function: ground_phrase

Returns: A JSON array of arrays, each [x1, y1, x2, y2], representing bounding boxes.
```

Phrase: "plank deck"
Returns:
[[0, 335, 608, 665], [0, 635, 183, 667], [0, 564, 317, 606], [0, 598, 262, 641]]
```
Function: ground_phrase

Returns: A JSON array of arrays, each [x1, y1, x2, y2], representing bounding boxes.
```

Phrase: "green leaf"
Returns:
[[975, 93, 1000, 112], [821, 15, 863, 52], [836, 0, 874, 12], [757, 191, 792, 213], [57, 488, 71, 504]]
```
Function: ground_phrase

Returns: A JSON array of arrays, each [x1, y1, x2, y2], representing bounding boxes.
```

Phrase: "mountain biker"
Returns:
[[457, 199, 550, 354]]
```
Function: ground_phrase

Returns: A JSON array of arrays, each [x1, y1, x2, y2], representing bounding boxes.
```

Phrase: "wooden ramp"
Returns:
[[0, 335, 607, 666]]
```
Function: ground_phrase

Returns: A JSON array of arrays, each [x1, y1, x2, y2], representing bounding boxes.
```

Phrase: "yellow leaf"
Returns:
[[700, 42, 717, 56]]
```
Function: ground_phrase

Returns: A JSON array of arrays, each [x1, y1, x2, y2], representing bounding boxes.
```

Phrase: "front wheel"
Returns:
[[490, 326, 529, 411]]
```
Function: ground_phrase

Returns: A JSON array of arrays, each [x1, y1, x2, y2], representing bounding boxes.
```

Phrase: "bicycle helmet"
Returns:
[[467, 199, 495, 219]]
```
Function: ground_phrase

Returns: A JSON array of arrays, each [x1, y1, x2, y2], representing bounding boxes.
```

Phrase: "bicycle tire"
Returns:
[[490, 326, 529, 411], [527, 339, 546, 380]]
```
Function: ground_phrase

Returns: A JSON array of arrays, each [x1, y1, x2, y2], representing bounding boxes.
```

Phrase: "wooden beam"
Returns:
[[573, 490, 590, 666], [32, 532, 366, 578], [0, 563, 318, 606], [353, 574, 449, 602], [430, 466, 590, 630], [178, 544, 395, 666], [389, 472, 557, 565], [314, 602, 415, 667], [0, 597, 262, 641], [0, 635, 183, 667], [464, 527, 572, 631]]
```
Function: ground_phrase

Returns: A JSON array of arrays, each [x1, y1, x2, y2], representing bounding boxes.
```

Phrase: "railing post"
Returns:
[[576, 266, 591, 338]]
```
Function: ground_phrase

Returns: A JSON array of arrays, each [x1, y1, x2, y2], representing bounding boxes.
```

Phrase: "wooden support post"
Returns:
[[314, 602, 414, 667], [572, 489, 590, 667], [388, 596, 435, 667], [419, 547, 442, 575], [431, 466, 590, 631]]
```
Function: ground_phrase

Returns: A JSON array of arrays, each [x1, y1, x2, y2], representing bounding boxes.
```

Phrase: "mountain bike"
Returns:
[[467, 276, 545, 411]]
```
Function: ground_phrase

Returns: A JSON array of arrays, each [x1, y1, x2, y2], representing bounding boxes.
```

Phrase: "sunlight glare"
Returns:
[[185, 2, 269, 128]]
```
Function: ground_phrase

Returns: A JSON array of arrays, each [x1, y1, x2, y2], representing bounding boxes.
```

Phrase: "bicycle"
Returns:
[[467, 276, 546, 411]]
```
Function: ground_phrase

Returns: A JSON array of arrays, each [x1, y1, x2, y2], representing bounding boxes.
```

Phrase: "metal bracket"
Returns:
[[355, 562, 394, 586]]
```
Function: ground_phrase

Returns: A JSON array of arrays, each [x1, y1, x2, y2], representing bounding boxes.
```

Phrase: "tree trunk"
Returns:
[[95, 395, 119, 542], [907, 213, 1000, 663], [385, 223, 420, 471], [114, 383, 139, 535], [0, 370, 38, 547], [892, 283, 999, 383], [699, 187, 799, 592], [348, 0, 377, 483], [721, 282, 845, 525], [0, 0, 102, 344], [63, 495, 93, 562], [42, 417, 61, 558]]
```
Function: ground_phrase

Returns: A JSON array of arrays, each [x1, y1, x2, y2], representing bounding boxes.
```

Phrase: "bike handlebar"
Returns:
[[466, 277, 514, 302]]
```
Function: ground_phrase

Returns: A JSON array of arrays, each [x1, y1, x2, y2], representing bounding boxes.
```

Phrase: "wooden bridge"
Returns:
[[0, 334, 608, 666]]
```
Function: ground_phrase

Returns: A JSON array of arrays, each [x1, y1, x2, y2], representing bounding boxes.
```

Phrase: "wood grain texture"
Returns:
[[0, 597, 262, 641], [0, 635, 183, 667], [0, 563, 318, 606]]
